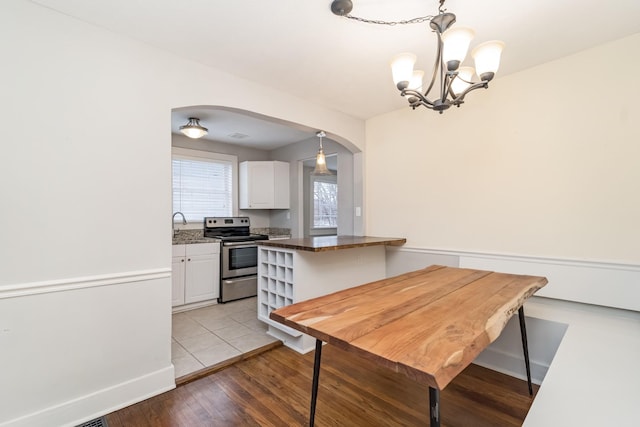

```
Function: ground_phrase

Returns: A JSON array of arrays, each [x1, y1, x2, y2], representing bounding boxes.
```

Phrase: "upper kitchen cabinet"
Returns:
[[240, 161, 290, 209]]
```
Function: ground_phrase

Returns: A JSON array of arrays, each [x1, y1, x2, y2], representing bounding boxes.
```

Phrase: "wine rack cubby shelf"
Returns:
[[258, 248, 300, 336]]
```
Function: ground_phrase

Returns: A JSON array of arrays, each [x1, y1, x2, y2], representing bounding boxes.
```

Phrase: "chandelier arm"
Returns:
[[451, 81, 489, 104], [415, 100, 435, 110], [422, 31, 442, 99], [444, 71, 461, 100], [447, 84, 457, 101], [402, 89, 435, 107], [443, 73, 455, 103], [437, 33, 448, 103], [409, 96, 436, 110]]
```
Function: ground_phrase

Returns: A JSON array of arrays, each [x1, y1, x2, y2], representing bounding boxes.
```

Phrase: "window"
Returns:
[[172, 148, 236, 222], [312, 176, 337, 229]]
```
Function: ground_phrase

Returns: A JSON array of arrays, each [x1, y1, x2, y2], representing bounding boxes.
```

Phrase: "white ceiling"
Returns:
[[172, 107, 316, 150], [32, 0, 640, 147]]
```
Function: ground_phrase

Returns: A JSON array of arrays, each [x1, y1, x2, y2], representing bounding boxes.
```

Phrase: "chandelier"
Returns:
[[331, 0, 505, 113]]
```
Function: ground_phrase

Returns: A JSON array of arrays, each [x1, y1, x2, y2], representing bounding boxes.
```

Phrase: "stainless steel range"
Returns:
[[203, 217, 268, 303]]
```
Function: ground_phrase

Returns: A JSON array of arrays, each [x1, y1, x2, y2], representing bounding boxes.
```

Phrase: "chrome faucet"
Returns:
[[172, 211, 187, 237]]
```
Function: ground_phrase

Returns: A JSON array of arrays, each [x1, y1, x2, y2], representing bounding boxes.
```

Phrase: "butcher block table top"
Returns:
[[270, 265, 548, 390], [257, 235, 406, 252]]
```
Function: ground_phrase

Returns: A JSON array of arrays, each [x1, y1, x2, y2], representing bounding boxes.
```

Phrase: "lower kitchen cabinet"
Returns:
[[172, 243, 220, 307]]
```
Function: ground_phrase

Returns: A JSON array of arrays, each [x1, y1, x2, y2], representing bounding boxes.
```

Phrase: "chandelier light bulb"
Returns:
[[316, 150, 326, 166], [472, 40, 505, 81], [442, 27, 475, 70], [408, 70, 424, 91], [390, 53, 417, 88], [451, 66, 475, 95]]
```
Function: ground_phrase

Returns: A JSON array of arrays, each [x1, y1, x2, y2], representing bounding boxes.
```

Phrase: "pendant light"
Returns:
[[179, 117, 208, 139], [312, 131, 332, 175]]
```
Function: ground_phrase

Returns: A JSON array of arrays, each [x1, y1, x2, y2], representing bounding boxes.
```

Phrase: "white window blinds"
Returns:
[[172, 156, 233, 221]]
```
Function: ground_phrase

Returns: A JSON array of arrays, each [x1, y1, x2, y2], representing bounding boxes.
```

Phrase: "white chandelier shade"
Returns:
[[391, 53, 418, 87], [409, 70, 425, 91], [450, 66, 475, 95], [472, 40, 506, 80], [442, 27, 475, 66]]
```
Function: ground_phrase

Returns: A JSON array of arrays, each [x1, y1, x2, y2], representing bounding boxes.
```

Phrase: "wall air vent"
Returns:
[[76, 417, 109, 427]]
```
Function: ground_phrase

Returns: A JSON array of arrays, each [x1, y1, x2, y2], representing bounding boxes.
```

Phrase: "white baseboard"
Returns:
[[473, 347, 548, 385], [172, 299, 219, 314], [1, 366, 176, 427], [0, 271, 174, 427]]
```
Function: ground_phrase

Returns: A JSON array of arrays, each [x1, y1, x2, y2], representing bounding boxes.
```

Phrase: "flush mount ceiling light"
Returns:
[[312, 131, 333, 176], [179, 117, 208, 138], [331, 0, 505, 114]]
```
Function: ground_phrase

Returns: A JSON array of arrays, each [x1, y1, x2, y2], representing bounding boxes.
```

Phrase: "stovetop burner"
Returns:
[[208, 234, 269, 242], [203, 216, 268, 242]]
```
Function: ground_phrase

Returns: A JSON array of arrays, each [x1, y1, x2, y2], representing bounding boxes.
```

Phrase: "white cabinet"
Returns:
[[171, 252, 187, 306], [239, 161, 290, 209], [172, 243, 220, 307]]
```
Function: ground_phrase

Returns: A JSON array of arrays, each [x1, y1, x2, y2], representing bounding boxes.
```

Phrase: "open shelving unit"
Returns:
[[258, 248, 300, 336]]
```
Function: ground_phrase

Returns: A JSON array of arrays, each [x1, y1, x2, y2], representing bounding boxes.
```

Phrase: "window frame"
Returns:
[[172, 147, 238, 224], [309, 174, 338, 234]]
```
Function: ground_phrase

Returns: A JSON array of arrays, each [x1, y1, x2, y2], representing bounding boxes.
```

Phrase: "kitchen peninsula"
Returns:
[[256, 235, 406, 352]]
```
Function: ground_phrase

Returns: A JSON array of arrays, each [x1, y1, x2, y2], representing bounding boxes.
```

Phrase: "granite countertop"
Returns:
[[257, 235, 406, 252], [172, 236, 221, 245], [172, 229, 220, 245], [172, 227, 292, 245]]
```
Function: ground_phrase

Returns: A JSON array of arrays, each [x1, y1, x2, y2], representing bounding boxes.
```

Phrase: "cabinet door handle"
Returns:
[[188, 258, 191, 261], [181, 259, 184, 262]]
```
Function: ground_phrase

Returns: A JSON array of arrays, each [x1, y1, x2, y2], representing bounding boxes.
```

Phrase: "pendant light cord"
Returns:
[[339, 0, 446, 26], [343, 14, 433, 26]]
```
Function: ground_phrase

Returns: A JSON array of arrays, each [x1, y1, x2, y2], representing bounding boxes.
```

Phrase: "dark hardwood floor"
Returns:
[[106, 345, 538, 426]]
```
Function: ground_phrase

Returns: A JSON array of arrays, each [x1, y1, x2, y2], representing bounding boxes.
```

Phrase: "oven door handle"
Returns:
[[223, 241, 259, 248]]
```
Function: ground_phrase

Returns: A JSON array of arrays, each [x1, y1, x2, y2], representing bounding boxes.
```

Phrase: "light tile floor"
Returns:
[[171, 297, 279, 378]]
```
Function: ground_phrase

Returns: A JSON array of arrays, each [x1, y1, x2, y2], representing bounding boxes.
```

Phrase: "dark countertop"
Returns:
[[256, 235, 406, 252]]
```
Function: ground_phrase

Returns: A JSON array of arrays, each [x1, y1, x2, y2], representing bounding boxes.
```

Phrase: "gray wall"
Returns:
[[270, 137, 355, 238], [172, 133, 274, 226], [172, 133, 270, 162], [172, 133, 357, 234]]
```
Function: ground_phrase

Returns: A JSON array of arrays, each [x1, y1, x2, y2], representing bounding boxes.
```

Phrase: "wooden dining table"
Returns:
[[270, 265, 548, 426]]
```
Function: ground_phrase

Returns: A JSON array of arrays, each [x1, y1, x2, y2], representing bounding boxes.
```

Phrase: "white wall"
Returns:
[[374, 34, 640, 386], [0, 1, 364, 426], [368, 34, 640, 298]]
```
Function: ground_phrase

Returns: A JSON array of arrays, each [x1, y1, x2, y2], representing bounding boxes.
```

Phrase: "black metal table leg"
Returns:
[[309, 339, 323, 427], [429, 387, 440, 427], [518, 306, 533, 395]]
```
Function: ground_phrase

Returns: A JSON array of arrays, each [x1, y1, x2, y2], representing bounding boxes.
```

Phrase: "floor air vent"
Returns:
[[76, 417, 108, 427]]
